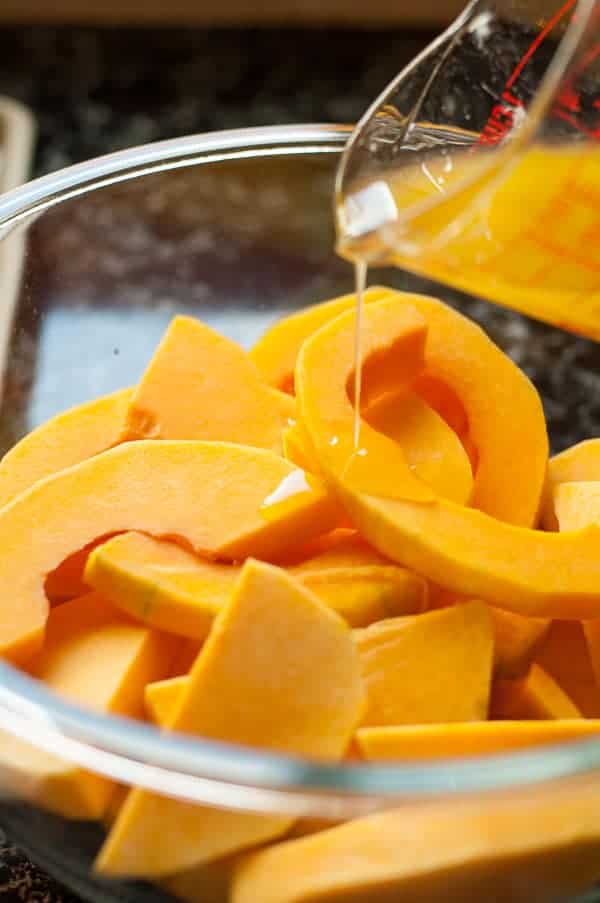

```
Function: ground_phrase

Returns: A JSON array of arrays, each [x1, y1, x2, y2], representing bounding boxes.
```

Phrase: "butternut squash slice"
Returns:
[[356, 720, 600, 760], [491, 664, 582, 720], [541, 440, 600, 529], [364, 390, 473, 504], [296, 300, 431, 503], [289, 289, 548, 524], [232, 782, 600, 903], [122, 315, 293, 453], [296, 297, 600, 618], [250, 287, 391, 391], [355, 602, 493, 727], [488, 609, 549, 679], [0, 441, 338, 663], [535, 621, 600, 719], [282, 419, 320, 472], [96, 560, 365, 877], [411, 372, 468, 437], [544, 484, 600, 707], [553, 481, 600, 532], [87, 529, 425, 634], [288, 533, 428, 627], [45, 546, 92, 603], [0, 593, 178, 820], [429, 587, 548, 679], [0, 388, 132, 510], [162, 857, 234, 903], [145, 674, 187, 725], [86, 533, 238, 640]]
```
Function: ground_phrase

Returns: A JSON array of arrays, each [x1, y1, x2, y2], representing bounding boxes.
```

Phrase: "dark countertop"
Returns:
[[0, 25, 432, 179]]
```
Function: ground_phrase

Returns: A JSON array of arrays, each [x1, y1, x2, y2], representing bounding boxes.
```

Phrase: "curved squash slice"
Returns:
[[296, 297, 600, 618], [542, 440, 600, 529], [232, 782, 600, 903], [87, 529, 426, 635], [284, 390, 474, 507], [145, 674, 187, 725], [250, 287, 391, 391], [356, 720, 600, 760], [365, 390, 473, 504], [535, 621, 600, 719], [0, 388, 132, 510], [0, 593, 178, 819], [122, 316, 293, 453], [86, 533, 238, 640], [356, 602, 493, 727], [491, 664, 582, 720], [0, 441, 338, 663], [96, 560, 365, 877], [297, 292, 547, 526], [295, 300, 431, 502]]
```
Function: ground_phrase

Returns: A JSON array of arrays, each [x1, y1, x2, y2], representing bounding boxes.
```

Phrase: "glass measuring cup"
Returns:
[[336, 0, 600, 338]]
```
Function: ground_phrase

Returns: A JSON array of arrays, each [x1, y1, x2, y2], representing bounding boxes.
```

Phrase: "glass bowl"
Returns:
[[0, 124, 600, 902]]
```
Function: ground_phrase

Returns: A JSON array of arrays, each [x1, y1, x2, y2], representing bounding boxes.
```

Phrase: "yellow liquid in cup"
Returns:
[[343, 144, 600, 339]]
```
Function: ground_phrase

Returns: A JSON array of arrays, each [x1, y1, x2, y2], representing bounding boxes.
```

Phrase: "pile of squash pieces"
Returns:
[[3, 286, 600, 901]]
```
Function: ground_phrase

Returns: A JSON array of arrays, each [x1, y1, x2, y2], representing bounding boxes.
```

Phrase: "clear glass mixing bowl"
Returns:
[[1, 124, 600, 901]]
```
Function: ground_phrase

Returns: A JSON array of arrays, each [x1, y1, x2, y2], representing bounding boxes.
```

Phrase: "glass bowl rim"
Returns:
[[0, 122, 599, 817]]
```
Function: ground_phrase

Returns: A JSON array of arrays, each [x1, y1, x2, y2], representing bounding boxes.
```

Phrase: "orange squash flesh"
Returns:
[[356, 720, 600, 760], [250, 287, 391, 391], [232, 782, 600, 903], [535, 621, 600, 719], [122, 315, 294, 453], [0, 441, 338, 663], [0, 388, 132, 510], [429, 588, 548, 679], [296, 297, 600, 619], [553, 481, 600, 532], [282, 420, 321, 473], [145, 674, 187, 725], [86, 532, 238, 640], [488, 609, 549, 679], [148, 678, 291, 903], [87, 530, 426, 633], [284, 389, 474, 506], [288, 535, 428, 627], [541, 440, 600, 529], [294, 299, 432, 503], [411, 373, 469, 438], [45, 546, 92, 603], [96, 560, 365, 877], [339, 490, 600, 619], [299, 568, 427, 628], [355, 602, 494, 727], [0, 593, 178, 820], [364, 390, 473, 504], [294, 289, 548, 525], [544, 483, 600, 707], [491, 664, 582, 720]]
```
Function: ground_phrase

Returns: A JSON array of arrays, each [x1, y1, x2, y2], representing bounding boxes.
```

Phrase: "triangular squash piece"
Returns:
[[122, 315, 293, 453], [96, 561, 364, 877], [356, 601, 493, 727]]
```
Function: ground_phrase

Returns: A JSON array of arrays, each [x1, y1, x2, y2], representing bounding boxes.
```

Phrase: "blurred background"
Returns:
[[0, 5, 463, 178]]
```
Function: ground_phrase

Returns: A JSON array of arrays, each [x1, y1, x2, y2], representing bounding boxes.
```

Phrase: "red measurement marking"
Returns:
[[478, 0, 577, 146], [554, 106, 600, 138], [479, 94, 522, 145], [554, 37, 600, 137], [505, 0, 577, 90]]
